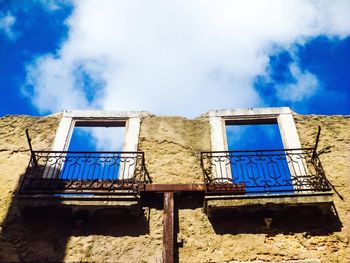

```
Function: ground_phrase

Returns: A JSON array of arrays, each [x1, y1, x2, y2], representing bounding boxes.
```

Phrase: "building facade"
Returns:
[[0, 108, 349, 262]]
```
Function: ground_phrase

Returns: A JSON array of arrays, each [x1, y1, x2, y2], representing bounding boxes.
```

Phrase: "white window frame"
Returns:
[[44, 110, 146, 180], [208, 107, 306, 187]]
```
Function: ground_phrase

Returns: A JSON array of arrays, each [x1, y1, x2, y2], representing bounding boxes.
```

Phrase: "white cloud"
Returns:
[[276, 63, 319, 102], [72, 127, 125, 151], [0, 12, 17, 41], [36, 0, 70, 11], [24, 0, 350, 118], [25, 55, 90, 111]]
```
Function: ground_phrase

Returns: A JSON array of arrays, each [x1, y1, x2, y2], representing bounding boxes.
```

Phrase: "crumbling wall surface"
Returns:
[[138, 116, 211, 184], [176, 114, 350, 263], [0, 115, 60, 262]]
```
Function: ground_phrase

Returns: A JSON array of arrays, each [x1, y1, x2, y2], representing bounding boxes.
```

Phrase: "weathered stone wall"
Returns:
[[0, 113, 349, 262], [138, 116, 211, 184]]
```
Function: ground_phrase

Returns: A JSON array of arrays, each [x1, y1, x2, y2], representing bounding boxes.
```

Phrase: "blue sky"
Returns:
[[226, 123, 294, 193], [226, 123, 284, 150], [68, 126, 125, 151], [255, 37, 350, 114], [1, 1, 349, 118]]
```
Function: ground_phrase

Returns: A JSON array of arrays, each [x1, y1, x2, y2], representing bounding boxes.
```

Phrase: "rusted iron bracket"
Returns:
[[143, 183, 251, 262], [163, 192, 175, 263], [142, 185, 206, 262], [144, 184, 205, 192]]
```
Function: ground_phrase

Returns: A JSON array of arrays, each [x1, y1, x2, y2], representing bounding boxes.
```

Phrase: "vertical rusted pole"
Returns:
[[25, 128, 38, 167], [312, 126, 321, 159], [314, 126, 321, 151], [163, 192, 175, 263]]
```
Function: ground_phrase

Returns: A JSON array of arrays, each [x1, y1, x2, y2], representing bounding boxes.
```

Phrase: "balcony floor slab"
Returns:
[[205, 192, 333, 215], [15, 194, 142, 217]]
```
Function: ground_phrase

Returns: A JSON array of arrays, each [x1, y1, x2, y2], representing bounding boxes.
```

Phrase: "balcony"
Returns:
[[19, 151, 150, 194], [16, 151, 151, 214], [201, 148, 333, 214]]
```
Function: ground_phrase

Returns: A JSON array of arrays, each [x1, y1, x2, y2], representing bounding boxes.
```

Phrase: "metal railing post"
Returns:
[[312, 126, 321, 159], [25, 128, 38, 167]]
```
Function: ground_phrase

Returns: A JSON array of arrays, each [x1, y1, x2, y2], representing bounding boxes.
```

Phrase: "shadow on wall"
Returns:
[[0, 170, 69, 263], [208, 205, 342, 236], [0, 167, 150, 262]]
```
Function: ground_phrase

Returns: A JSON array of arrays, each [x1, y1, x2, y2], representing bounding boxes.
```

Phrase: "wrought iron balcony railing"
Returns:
[[201, 148, 332, 195], [19, 151, 151, 195]]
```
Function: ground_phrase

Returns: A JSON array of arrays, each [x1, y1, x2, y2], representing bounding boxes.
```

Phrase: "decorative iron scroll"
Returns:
[[201, 148, 331, 194], [20, 151, 151, 194]]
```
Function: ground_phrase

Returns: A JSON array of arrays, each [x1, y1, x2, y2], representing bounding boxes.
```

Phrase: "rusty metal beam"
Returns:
[[144, 184, 206, 192], [163, 192, 175, 263]]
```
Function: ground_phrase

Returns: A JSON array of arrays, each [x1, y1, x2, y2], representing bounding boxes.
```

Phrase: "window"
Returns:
[[46, 111, 144, 181], [52, 111, 142, 153], [209, 108, 302, 151], [60, 122, 126, 181], [206, 107, 305, 194], [224, 119, 294, 193], [225, 120, 284, 150], [20, 110, 149, 195]]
